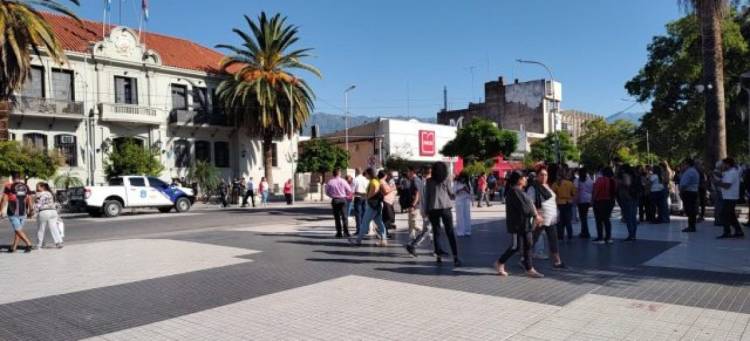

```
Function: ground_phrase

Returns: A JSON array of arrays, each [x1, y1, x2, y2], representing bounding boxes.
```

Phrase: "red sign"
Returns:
[[419, 130, 436, 156]]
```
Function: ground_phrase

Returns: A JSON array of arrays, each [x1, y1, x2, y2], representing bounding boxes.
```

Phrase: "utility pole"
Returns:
[[344, 85, 356, 157], [517, 59, 560, 164]]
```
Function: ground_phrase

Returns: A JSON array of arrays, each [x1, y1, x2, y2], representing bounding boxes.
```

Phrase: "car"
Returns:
[[68, 176, 195, 218]]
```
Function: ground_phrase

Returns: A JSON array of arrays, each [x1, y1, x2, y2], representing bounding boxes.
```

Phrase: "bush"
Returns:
[[104, 140, 164, 178]]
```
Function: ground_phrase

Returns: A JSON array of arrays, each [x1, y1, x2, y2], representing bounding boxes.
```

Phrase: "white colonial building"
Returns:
[[8, 13, 297, 192]]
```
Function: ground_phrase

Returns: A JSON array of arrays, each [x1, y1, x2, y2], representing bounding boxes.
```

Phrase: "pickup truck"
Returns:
[[68, 175, 195, 218]]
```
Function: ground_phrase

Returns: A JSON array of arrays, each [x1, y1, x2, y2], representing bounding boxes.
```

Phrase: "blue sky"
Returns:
[[74, 0, 682, 118]]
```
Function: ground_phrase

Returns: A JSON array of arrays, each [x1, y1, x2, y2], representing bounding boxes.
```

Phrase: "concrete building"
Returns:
[[560, 109, 599, 142], [308, 118, 457, 171], [437, 77, 596, 145], [7, 13, 296, 192]]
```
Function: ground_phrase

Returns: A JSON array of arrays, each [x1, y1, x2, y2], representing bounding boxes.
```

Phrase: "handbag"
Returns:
[[57, 218, 65, 238]]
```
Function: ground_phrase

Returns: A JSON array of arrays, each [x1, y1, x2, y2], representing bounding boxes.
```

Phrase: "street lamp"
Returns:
[[344, 85, 356, 156], [516, 59, 561, 164]]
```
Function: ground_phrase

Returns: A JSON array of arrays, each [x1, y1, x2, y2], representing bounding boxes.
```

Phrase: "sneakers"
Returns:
[[405, 245, 417, 257], [592, 238, 605, 244]]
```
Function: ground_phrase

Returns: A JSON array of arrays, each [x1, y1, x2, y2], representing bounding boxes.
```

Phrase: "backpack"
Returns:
[[6, 182, 29, 216]]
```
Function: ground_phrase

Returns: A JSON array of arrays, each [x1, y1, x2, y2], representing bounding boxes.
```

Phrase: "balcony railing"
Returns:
[[169, 109, 230, 126], [98, 102, 163, 125], [12, 96, 84, 118]]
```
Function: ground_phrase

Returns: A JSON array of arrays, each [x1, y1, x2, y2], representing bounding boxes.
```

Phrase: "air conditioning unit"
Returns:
[[60, 135, 75, 144]]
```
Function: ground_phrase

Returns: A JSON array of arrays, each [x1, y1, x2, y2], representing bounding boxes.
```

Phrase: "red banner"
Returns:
[[419, 130, 435, 156]]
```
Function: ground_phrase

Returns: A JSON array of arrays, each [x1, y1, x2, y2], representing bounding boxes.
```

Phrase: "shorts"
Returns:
[[8, 216, 26, 231]]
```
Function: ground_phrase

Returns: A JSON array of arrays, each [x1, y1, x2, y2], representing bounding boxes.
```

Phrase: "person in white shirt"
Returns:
[[453, 173, 473, 237], [243, 177, 255, 208], [716, 158, 744, 239], [352, 168, 369, 235]]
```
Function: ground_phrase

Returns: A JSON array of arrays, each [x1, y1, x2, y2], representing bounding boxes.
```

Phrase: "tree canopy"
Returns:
[[104, 141, 164, 179], [441, 118, 518, 163], [0, 141, 63, 180], [626, 12, 750, 163], [578, 118, 641, 169], [296, 139, 349, 175], [526, 131, 580, 164]]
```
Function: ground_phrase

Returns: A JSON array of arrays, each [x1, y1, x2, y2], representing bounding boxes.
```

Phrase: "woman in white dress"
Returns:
[[453, 172, 473, 237]]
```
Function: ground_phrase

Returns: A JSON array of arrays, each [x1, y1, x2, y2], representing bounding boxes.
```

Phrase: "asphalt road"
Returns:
[[2, 204, 334, 246]]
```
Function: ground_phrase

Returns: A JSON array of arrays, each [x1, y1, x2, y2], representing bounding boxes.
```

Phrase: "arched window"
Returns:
[[195, 140, 211, 162], [54, 134, 77, 167], [174, 140, 191, 168], [23, 133, 47, 150]]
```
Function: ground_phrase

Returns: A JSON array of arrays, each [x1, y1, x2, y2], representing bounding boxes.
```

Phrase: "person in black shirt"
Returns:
[[0, 173, 34, 253], [495, 171, 543, 278]]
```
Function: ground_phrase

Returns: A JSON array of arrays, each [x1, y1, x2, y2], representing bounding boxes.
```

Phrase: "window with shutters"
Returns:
[[195, 141, 211, 162], [174, 140, 191, 168], [171, 84, 187, 110], [51, 69, 74, 101], [114, 76, 138, 104], [54, 134, 77, 167], [23, 133, 47, 150], [214, 141, 229, 168], [21, 66, 45, 98]]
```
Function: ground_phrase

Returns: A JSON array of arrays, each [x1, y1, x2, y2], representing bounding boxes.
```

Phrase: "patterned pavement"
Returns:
[[0, 203, 749, 340]]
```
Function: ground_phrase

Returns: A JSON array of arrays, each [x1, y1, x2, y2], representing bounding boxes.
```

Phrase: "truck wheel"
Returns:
[[88, 208, 103, 217], [158, 207, 172, 213], [175, 197, 191, 213], [103, 200, 122, 218]]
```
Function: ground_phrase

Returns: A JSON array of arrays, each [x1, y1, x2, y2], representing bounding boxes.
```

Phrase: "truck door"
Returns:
[[126, 177, 150, 207], [147, 177, 177, 206]]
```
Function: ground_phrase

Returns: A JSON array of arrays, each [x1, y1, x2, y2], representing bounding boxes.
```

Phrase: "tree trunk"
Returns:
[[699, 0, 728, 167], [0, 100, 10, 141], [262, 135, 274, 191]]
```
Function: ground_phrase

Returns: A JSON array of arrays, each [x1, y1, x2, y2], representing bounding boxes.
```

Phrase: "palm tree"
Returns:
[[215, 12, 320, 186], [0, 0, 80, 141], [679, 0, 733, 166]]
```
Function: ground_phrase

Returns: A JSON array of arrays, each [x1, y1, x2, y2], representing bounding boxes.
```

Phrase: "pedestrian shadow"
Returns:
[[313, 249, 409, 258]]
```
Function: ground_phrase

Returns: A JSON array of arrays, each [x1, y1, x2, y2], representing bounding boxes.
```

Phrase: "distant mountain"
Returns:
[[607, 112, 644, 125], [302, 112, 437, 136]]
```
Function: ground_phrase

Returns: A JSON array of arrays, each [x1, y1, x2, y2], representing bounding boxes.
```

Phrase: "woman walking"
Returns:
[[592, 167, 617, 244], [527, 167, 566, 268], [453, 172, 473, 237], [259, 177, 269, 207], [552, 168, 576, 240], [575, 168, 593, 238], [648, 166, 669, 223], [424, 162, 461, 266], [283, 179, 293, 205], [495, 171, 544, 278], [351, 168, 389, 247], [617, 165, 639, 241], [381, 171, 398, 235], [34, 182, 63, 249]]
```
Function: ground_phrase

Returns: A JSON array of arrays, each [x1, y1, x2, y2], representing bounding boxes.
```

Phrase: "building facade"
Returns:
[[7, 14, 296, 192]]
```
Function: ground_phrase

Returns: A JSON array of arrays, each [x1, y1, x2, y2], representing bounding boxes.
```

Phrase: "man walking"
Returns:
[[243, 177, 256, 208], [404, 167, 421, 240], [326, 169, 353, 238], [0, 173, 34, 253], [405, 166, 434, 257], [352, 168, 368, 235], [716, 158, 744, 239], [219, 179, 229, 208], [679, 159, 700, 232]]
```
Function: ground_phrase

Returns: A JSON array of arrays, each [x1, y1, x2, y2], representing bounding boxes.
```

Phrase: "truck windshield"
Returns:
[[108, 178, 124, 186]]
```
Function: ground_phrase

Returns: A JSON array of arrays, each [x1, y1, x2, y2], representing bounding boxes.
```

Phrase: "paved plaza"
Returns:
[[0, 203, 749, 340]]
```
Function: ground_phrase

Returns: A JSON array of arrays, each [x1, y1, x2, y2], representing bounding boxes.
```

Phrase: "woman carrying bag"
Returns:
[[34, 182, 63, 249]]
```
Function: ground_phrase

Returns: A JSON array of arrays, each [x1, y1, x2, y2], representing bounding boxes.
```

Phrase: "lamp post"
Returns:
[[516, 59, 560, 164], [344, 85, 356, 156]]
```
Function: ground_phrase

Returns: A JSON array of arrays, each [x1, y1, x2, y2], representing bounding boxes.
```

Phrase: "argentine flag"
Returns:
[[142, 0, 149, 21]]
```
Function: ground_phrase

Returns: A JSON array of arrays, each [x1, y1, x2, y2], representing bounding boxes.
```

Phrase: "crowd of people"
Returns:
[[324, 156, 749, 278], [213, 176, 292, 208]]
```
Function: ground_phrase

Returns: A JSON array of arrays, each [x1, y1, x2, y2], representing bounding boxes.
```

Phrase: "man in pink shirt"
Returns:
[[326, 169, 353, 238]]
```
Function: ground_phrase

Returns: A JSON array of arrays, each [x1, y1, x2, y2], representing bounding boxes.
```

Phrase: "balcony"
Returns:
[[12, 96, 85, 119], [168, 109, 231, 127], [98, 102, 163, 125]]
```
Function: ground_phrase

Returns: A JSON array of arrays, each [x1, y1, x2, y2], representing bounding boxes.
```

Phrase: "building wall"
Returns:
[[8, 26, 296, 193]]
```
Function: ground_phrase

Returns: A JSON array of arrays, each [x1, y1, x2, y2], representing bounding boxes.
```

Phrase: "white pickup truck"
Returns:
[[68, 175, 195, 218]]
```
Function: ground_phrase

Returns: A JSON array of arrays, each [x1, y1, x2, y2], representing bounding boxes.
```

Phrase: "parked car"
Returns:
[[69, 176, 195, 218]]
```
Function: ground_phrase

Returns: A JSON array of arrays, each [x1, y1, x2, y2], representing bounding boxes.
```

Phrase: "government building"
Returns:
[[8, 13, 297, 192]]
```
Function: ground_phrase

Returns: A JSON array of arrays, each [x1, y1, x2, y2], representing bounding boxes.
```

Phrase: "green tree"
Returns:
[[216, 12, 321, 186], [104, 140, 164, 179], [0, 141, 62, 180], [296, 139, 348, 200], [526, 131, 580, 164], [441, 118, 518, 163], [626, 12, 749, 164], [187, 160, 220, 201], [578, 118, 641, 169], [53, 171, 83, 190], [0, 1, 80, 141]]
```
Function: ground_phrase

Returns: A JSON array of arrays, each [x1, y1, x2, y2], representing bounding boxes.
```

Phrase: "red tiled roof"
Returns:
[[42, 12, 225, 73]]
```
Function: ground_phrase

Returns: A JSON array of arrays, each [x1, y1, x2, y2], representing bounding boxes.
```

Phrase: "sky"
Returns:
[[73, 0, 682, 119]]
